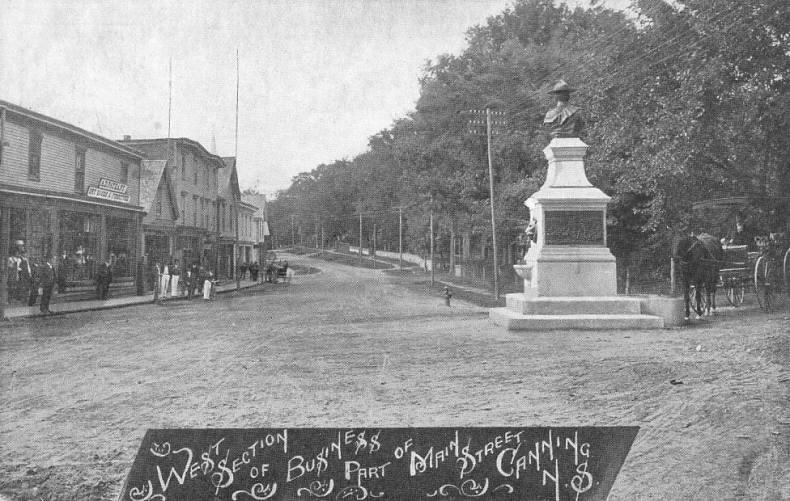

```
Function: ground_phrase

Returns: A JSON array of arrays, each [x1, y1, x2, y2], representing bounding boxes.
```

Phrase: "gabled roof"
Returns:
[[219, 157, 241, 201], [119, 137, 226, 170], [140, 160, 179, 219], [0, 100, 143, 160], [241, 193, 267, 219]]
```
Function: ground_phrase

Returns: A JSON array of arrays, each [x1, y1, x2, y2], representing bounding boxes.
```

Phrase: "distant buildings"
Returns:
[[1, 100, 268, 304]]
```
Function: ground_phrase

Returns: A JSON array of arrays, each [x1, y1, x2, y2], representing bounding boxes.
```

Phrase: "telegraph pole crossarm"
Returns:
[[464, 108, 506, 301]]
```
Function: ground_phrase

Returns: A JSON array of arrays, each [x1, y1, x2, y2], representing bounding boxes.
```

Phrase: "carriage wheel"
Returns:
[[725, 279, 745, 306], [753, 255, 772, 313]]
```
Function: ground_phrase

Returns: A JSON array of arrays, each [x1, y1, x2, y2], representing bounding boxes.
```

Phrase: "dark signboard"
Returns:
[[544, 211, 604, 246], [119, 427, 638, 501]]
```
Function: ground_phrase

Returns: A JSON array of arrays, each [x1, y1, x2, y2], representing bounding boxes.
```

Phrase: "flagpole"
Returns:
[[235, 49, 241, 290], [168, 58, 172, 139]]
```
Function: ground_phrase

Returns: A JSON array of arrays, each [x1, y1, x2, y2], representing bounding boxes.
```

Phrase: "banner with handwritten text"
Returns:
[[119, 427, 638, 501]]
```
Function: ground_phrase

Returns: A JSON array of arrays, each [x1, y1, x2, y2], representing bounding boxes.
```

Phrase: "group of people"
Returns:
[[153, 259, 215, 301], [5, 240, 112, 313], [238, 261, 261, 281], [6, 240, 56, 313]]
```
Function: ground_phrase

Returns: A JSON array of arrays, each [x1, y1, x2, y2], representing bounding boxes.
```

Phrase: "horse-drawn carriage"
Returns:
[[263, 252, 291, 284], [686, 196, 790, 314], [718, 234, 790, 311]]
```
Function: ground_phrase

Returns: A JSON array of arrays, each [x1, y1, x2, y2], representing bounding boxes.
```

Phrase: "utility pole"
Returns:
[[466, 108, 505, 301], [430, 195, 435, 287], [234, 49, 241, 290], [398, 206, 403, 271], [291, 215, 295, 248], [358, 212, 363, 266]]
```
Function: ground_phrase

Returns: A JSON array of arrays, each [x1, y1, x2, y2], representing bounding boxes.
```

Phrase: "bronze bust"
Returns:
[[543, 80, 583, 138]]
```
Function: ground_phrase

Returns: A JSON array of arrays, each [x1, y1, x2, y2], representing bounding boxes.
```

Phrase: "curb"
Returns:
[[3, 282, 267, 321]]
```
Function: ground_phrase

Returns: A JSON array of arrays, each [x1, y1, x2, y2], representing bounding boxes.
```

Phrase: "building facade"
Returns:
[[217, 157, 240, 278], [242, 193, 269, 264], [238, 200, 257, 267], [1, 100, 144, 295], [137, 159, 179, 287], [119, 137, 223, 269]]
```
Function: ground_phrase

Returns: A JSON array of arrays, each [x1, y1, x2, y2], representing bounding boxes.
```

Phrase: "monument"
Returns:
[[490, 81, 669, 329]]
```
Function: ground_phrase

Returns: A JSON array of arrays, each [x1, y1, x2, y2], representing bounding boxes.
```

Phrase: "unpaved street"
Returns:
[[1, 253, 789, 500]]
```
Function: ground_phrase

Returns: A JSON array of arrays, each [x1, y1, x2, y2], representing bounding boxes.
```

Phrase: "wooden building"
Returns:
[[119, 137, 224, 269], [0, 100, 145, 294]]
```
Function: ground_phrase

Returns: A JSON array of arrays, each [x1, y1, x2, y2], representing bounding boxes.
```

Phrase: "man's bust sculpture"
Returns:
[[543, 80, 584, 138]]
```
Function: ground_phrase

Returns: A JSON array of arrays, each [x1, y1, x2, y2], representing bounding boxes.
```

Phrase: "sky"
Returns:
[[0, 0, 630, 195]]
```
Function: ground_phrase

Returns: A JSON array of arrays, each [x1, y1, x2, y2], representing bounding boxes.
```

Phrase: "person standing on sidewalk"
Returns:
[[170, 259, 181, 297], [7, 246, 21, 303], [250, 261, 259, 282], [202, 267, 214, 300], [38, 256, 55, 314], [159, 261, 171, 299], [19, 250, 36, 306], [96, 258, 113, 300]]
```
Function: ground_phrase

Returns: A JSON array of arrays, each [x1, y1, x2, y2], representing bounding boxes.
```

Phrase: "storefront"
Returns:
[[217, 241, 234, 278], [2, 190, 143, 286]]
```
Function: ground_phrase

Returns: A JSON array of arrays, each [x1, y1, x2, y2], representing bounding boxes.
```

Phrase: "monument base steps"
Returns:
[[489, 308, 664, 330], [506, 294, 642, 315]]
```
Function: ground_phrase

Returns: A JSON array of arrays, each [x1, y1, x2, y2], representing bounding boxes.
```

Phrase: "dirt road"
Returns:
[[1, 253, 788, 500]]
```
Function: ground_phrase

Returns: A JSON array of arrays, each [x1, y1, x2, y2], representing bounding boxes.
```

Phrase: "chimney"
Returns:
[[123, 135, 131, 141]]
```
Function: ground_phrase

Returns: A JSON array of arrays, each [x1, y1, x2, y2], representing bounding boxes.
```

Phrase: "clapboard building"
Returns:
[[217, 157, 241, 278], [0, 100, 145, 291], [242, 193, 269, 264], [119, 137, 224, 268], [137, 159, 179, 287]]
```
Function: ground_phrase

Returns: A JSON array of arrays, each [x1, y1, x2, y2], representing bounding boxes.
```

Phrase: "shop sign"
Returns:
[[87, 186, 131, 203], [99, 178, 129, 194]]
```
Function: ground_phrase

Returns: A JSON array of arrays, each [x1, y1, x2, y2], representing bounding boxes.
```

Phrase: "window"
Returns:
[[181, 154, 186, 181], [193, 158, 198, 185], [28, 130, 43, 181], [193, 196, 198, 226], [156, 191, 162, 217], [120, 162, 129, 184], [181, 193, 187, 223], [74, 147, 86, 192]]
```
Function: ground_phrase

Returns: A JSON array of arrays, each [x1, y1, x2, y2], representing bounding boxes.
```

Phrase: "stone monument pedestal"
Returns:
[[490, 138, 666, 330]]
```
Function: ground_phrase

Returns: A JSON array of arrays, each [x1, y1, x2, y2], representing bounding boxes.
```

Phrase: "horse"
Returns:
[[672, 233, 724, 319]]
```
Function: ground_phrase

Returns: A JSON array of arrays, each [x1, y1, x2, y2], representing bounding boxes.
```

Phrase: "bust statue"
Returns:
[[543, 80, 584, 138]]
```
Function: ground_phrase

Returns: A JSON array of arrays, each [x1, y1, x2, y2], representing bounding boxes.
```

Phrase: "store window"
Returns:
[[28, 130, 42, 181], [107, 215, 135, 277], [58, 212, 100, 282], [75, 147, 86, 193]]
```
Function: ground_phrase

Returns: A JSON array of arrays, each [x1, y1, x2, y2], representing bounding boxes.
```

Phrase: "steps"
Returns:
[[490, 294, 665, 330]]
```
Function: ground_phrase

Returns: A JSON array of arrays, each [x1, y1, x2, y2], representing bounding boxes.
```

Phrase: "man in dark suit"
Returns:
[[96, 259, 113, 300], [38, 256, 56, 314], [19, 250, 36, 306]]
